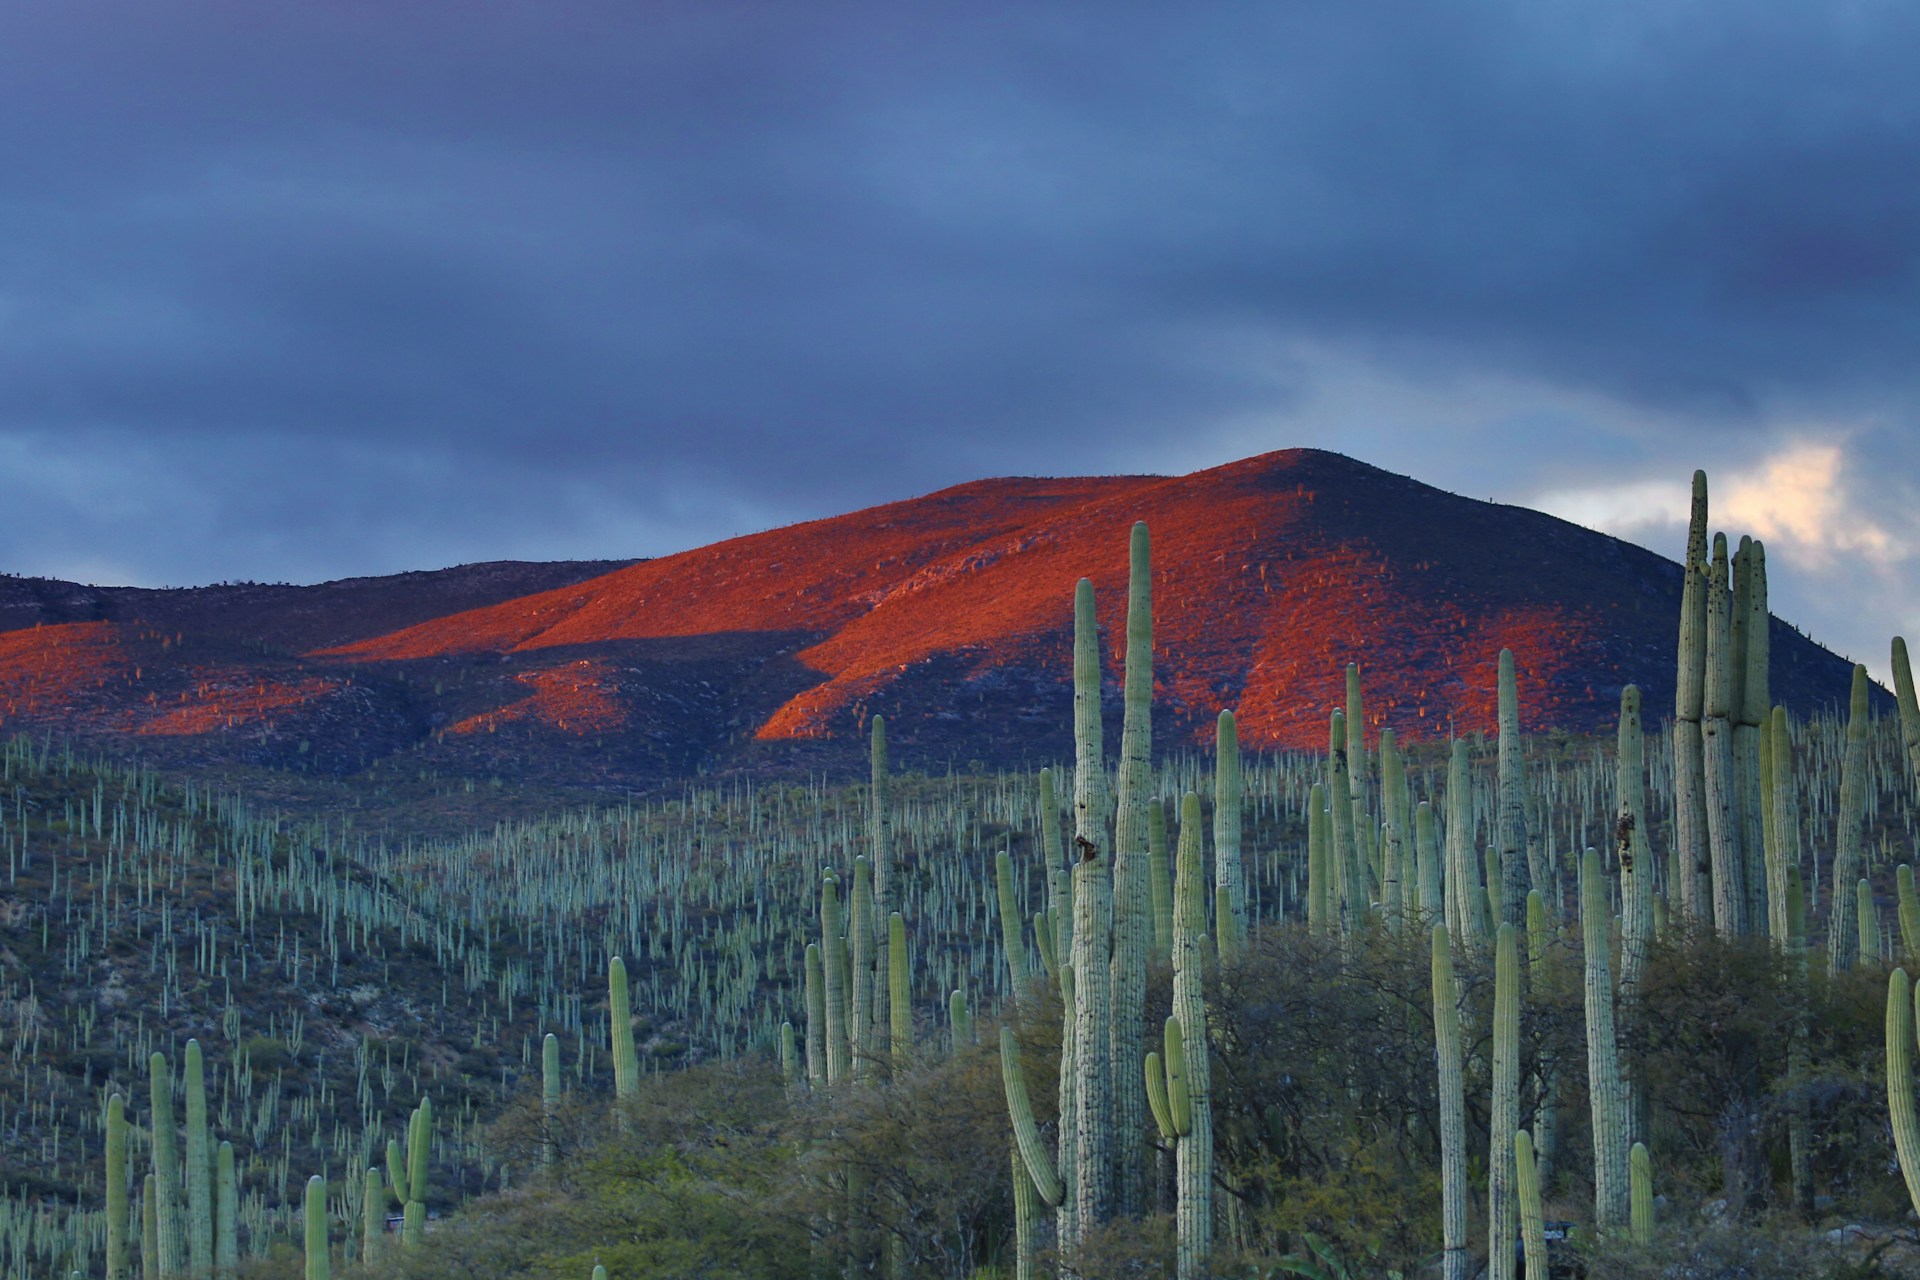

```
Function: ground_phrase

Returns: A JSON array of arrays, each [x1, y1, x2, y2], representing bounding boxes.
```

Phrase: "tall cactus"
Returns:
[[609, 956, 638, 1102], [870, 714, 892, 1023], [1215, 709, 1247, 947], [1446, 739, 1485, 944], [1515, 1130, 1548, 1280], [850, 857, 876, 1079], [1496, 649, 1530, 926], [149, 1052, 183, 1280], [1894, 637, 1920, 796], [804, 943, 827, 1088], [1735, 538, 1771, 934], [889, 913, 912, 1057], [1415, 800, 1443, 923], [821, 874, 850, 1083], [361, 1169, 383, 1269], [1673, 469, 1712, 923], [183, 1040, 212, 1278], [1307, 784, 1330, 934], [1111, 523, 1154, 1216], [1886, 967, 1920, 1217], [107, 1092, 129, 1280], [1630, 1142, 1655, 1244], [1171, 792, 1213, 1280], [303, 1175, 328, 1280], [996, 850, 1029, 990], [1704, 533, 1746, 936], [543, 1034, 562, 1163], [1489, 923, 1520, 1280], [1432, 925, 1468, 1280], [387, 1097, 431, 1247], [1149, 797, 1174, 960], [215, 1142, 235, 1278], [1582, 850, 1629, 1228], [1380, 728, 1407, 930], [1771, 707, 1800, 946], [1330, 711, 1361, 933], [1617, 686, 1651, 1147], [1831, 665, 1871, 974], [1068, 574, 1112, 1237]]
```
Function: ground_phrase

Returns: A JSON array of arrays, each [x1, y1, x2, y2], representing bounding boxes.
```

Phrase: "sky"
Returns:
[[1, 2, 1917, 676]]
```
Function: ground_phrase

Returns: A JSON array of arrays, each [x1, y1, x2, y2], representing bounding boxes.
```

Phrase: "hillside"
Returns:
[[0, 451, 1865, 796]]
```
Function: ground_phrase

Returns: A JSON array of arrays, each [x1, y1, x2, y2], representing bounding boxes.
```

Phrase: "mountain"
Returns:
[[0, 450, 1865, 791]]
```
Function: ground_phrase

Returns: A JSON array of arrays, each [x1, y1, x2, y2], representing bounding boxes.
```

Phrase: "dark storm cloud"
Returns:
[[1, 1, 1916, 586]]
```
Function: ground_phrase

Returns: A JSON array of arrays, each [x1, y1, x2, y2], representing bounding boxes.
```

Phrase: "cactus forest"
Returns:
[[10, 470, 1920, 1280]]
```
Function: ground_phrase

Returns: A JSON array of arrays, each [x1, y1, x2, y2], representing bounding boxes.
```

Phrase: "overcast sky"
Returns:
[[2, 2, 1916, 676]]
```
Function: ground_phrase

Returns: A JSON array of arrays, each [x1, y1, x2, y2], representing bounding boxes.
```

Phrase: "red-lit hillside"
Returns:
[[0, 451, 1867, 784]]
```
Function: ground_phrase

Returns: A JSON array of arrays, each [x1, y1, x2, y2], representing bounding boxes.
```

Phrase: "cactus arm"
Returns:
[[303, 1175, 328, 1280], [1629, 1142, 1655, 1245], [1515, 1129, 1548, 1280], [1000, 1025, 1065, 1208]]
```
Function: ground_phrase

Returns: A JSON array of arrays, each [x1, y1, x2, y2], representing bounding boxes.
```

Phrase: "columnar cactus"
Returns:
[[609, 956, 638, 1101], [387, 1097, 431, 1247], [143, 1175, 157, 1280], [1446, 739, 1485, 944], [1432, 925, 1468, 1280], [1735, 538, 1771, 934], [1861, 880, 1883, 962], [1894, 637, 1920, 795], [1071, 836, 1113, 1234], [107, 1092, 129, 1280], [870, 715, 893, 1061], [1771, 707, 1800, 947], [149, 1052, 183, 1280], [1111, 522, 1154, 1215], [1582, 849, 1629, 1228], [996, 850, 1028, 990], [184, 1040, 212, 1278], [1703, 533, 1746, 936], [215, 1141, 236, 1277], [889, 913, 911, 1057], [1306, 784, 1329, 933], [1515, 1130, 1547, 1280], [1415, 800, 1443, 923], [1011, 1145, 1040, 1280], [1496, 649, 1530, 926], [1489, 923, 1520, 1280], [1617, 685, 1651, 1147], [850, 857, 876, 1078], [304, 1175, 328, 1280], [543, 1033, 562, 1161], [1831, 665, 1871, 973], [1886, 967, 1920, 1218], [1149, 797, 1173, 960], [1673, 469, 1712, 924], [804, 943, 827, 1087], [821, 875, 850, 1083], [361, 1168, 383, 1268], [1214, 709, 1247, 947], [1171, 792, 1213, 1280], [1000, 1025, 1064, 1209], [1630, 1142, 1654, 1244], [1380, 728, 1407, 930], [1899, 866, 1920, 967], [1527, 889, 1557, 1186], [1329, 711, 1361, 933]]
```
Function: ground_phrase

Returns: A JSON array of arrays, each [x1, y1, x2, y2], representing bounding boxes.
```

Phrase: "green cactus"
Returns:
[[1894, 637, 1920, 796], [215, 1141, 235, 1277], [822, 875, 850, 1083], [1307, 784, 1330, 934], [149, 1052, 183, 1280], [1215, 709, 1247, 945], [361, 1168, 383, 1268], [303, 1174, 328, 1280], [1704, 532, 1746, 936], [1139, 794, 1169, 960], [1446, 739, 1486, 944], [996, 850, 1028, 989], [1630, 1142, 1654, 1245], [1011, 1144, 1040, 1280], [1526, 889, 1557, 1187], [1771, 707, 1800, 947], [1489, 923, 1519, 1280], [1515, 1129, 1547, 1280], [1831, 665, 1871, 973], [1000, 1024, 1063, 1207], [1432, 925, 1468, 1280], [1582, 849, 1628, 1227], [1415, 800, 1442, 923], [1496, 649, 1530, 926], [183, 1039, 212, 1278], [143, 1174, 157, 1280], [1171, 792, 1212, 1280], [949, 989, 972, 1051], [1886, 968, 1920, 1217], [1899, 866, 1920, 966], [804, 943, 827, 1087], [544, 1033, 563, 1161], [107, 1092, 129, 1280], [609, 956, 638, 1101], [1734, 537, 1771, 934], [889, 912, 911, 1057], [1380, 727, 1407, 930], [1861, 879, 1883, 962], [387, 1097, 431, 1247], [850, 856, 876, 1078], [1673, 469, 1711, 924], [1110, 522, 1154, 1216], [1329, 711, 1361, 933]]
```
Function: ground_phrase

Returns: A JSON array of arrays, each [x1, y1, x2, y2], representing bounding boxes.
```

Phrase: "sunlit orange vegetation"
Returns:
[[0, 621, 132, 717], [133, 673, 339, 736], [446, 659, 626, 736], [314, 451, 1669, 752]]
